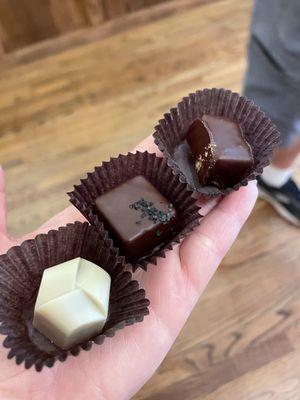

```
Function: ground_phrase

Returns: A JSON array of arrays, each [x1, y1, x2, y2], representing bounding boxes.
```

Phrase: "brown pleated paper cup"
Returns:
[[68, 152, 200, 271], [153, 88, 281, 196], [0, 222, 150, 372]]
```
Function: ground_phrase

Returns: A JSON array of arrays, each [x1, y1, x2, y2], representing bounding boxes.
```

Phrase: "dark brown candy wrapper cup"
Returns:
[[68, 151, 200, 271], [0, 222, 150, 372], [153, 88, 281, 196]]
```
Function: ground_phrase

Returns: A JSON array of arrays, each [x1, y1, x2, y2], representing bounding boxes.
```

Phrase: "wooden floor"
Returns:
[[0, 0, 300, 398]]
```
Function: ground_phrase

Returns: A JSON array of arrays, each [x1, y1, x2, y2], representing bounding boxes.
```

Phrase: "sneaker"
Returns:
[[257, 176, 300, 227]]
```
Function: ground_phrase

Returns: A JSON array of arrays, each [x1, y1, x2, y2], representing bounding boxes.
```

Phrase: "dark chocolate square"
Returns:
[[94, 176, 177, 262], [186, 115, 253, 189]]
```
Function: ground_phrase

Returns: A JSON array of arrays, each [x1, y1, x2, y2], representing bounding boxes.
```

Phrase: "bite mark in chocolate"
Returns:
[[186, 115, 254, 189]]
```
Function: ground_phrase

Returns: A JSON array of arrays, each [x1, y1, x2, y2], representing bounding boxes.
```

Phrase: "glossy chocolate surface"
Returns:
[[94, 176, 177, 262], [33, 258, 110, 350], [186, 115, 253, 189]]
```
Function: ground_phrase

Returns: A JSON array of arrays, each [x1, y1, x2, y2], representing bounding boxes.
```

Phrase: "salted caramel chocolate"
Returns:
[[186, 115, 253, 189], [94, 175, 177, 262], [33, 257, 111, 350]]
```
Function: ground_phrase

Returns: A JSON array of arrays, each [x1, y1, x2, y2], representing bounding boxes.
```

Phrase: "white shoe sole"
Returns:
[[259, 188, 300, 227]]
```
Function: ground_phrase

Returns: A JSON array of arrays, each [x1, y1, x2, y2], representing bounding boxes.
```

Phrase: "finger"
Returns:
[[134, 135, 163, 155], [36, 205, 86, 233], [24, 135, 161, 238], [198, 196, 220, 216], [0, 166, 7, 234], [20, 206, 87, 241], [181, 181, 258, 294]]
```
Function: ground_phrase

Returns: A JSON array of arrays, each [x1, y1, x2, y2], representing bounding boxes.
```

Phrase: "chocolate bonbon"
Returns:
[[153, 88, 280, 195], [0, 222, 149, 370], [33, 257, 111, 350], [68, 152, 200, 270], [186, 115, 254, 189], [94, 175, 177, 262]]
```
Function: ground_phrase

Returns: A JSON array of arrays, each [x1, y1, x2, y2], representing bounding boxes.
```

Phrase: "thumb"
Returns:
[[0, 166, 7, 234]]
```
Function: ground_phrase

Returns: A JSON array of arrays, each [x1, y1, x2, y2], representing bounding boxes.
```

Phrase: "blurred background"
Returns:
[[0, 0, 299, 398]]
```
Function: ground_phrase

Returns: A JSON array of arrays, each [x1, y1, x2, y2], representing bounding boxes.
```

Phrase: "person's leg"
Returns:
[[243, 0, 300, 226], [272, 136, 300, 169]]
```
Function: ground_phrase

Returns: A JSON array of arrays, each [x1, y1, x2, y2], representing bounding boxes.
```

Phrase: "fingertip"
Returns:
[[214, 179, 258, 223], [36, 205, 86, 235], [244, 180, 258, 209], [0, 165, 7, 234], [248, 179, 258, 198], [133, 135, 163, 156], [180, 180, 258, 294], [0, 165, 4, 186], [238, 179, 258, 199]]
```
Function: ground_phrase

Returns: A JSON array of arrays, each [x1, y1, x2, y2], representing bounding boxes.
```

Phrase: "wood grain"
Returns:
[[102, 0, 169, 18], [0, 0, 299, 398], [0, 0, 252, 235], [0, 0, 219, 63], [0, 0, 173, 52], [0, 0, 88, 52]]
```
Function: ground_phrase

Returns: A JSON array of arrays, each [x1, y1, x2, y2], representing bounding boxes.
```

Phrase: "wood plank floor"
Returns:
[[0, 0, 299, 399]]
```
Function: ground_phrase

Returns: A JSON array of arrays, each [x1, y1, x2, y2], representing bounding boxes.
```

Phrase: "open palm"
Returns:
[[0, 136, 257, 400]]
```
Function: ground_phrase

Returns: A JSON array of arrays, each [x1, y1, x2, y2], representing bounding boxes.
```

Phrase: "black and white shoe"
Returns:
[[257, 176, 300, 227]]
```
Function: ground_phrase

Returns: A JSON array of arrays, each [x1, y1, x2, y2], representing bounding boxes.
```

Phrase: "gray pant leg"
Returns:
[[243, 0, 300, 147]]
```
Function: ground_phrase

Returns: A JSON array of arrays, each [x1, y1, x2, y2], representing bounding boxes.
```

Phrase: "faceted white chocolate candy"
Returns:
[[33, 257, 111, 350]]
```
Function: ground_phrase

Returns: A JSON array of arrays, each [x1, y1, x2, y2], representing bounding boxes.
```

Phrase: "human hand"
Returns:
[[0, 136, 257, 400]]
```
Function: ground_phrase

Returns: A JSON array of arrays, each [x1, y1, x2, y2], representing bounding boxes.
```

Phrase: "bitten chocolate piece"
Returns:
[[33, 257, 111, 350], [186, 115, 253, 189], [94, 175, 177, 262]]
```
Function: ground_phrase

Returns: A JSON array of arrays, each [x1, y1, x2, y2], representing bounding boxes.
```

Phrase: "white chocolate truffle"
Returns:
[[33, 257, 111, 350]]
